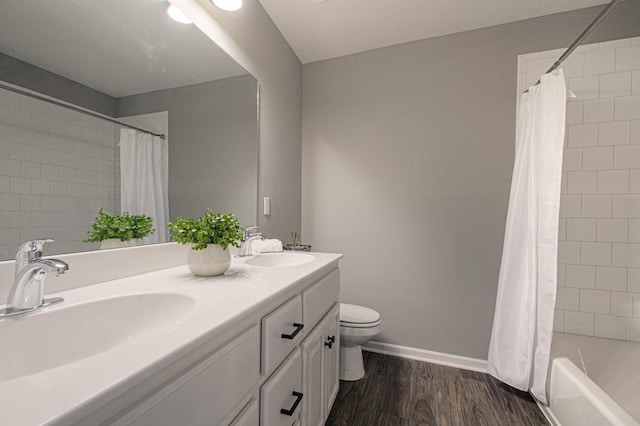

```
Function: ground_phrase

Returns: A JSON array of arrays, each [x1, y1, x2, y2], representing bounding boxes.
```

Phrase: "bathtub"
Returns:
[[538, 332, 640, 426]]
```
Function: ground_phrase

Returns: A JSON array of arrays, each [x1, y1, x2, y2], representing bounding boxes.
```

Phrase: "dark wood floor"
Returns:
[[327, 352, 549, 426]]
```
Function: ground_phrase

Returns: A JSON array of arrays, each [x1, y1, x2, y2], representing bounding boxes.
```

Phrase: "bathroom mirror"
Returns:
[[0, 0, 258, 260]]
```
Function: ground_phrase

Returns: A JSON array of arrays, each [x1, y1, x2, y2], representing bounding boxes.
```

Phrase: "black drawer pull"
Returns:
[[281, 322, 304, 340], [280, 391, 303, 416]]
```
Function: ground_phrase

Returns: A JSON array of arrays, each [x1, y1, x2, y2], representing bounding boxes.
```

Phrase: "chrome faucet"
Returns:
[[237, 226, 265, 257], [0, 239, 68, 317]]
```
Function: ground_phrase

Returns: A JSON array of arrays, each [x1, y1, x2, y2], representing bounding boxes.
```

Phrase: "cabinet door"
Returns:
[[261, 348, 303, 426], [301, 322, 325, 426], [323, 305, 340, 418], [117, 326, 260, 426]]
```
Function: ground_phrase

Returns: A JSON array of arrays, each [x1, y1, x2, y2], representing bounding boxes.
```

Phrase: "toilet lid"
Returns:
[[340, 303, 380, 325]]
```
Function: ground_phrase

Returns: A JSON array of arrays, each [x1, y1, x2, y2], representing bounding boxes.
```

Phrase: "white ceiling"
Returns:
[[258, 0, 611, 64], [0, 0, 248, 98]]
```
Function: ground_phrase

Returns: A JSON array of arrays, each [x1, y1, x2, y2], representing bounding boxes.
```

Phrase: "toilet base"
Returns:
[[340, 344, 365, 381]]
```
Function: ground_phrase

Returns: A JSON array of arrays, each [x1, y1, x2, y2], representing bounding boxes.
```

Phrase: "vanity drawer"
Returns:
[[261, 348, 303, 426], [120, 326, 260, 426], [262, 295, 303, 375], [302, 269, 339, 333]]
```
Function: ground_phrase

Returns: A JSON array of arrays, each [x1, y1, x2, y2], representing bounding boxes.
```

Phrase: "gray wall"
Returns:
[[191, 0, 302, 242], [0, 52, 115, 116], [116, 75, 258, 227], [302, 3, 640, 359]]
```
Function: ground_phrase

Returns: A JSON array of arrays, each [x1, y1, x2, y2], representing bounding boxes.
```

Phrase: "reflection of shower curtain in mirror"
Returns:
[[119, 129, 169, 244], [487, 69, 566, 404]]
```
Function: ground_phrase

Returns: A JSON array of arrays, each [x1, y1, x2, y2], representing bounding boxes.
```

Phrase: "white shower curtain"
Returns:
[[119, 128, 169, 244], [487, 69, 566, 403]]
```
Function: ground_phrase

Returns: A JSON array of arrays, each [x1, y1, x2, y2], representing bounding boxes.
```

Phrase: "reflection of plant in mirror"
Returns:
[[84, 208, 155, 242], [168, 210, 243, 251]]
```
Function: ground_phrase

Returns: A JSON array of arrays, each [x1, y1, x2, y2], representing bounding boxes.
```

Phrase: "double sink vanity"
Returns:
[[0, 247, 342, 426]]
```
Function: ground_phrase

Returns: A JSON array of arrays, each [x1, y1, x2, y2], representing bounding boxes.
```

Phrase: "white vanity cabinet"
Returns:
[[301, 305, 340, 426], [94, 264, 341, 426], [261, 269, 341, 426], [299, 269, 340, 426], [322, 305, 340, 417], [0, 249, 345, 426], [112, 326, 261, 426]]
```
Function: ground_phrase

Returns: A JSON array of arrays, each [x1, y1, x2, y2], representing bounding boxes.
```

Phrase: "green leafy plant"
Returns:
[[84, 208, 155, 242], [168, 209, 243, 251]]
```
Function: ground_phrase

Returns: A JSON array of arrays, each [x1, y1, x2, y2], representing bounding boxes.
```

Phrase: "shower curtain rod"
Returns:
[[0, 82, 166, 140], [529, 0, 622, 88], [546, 0, 621, 75]]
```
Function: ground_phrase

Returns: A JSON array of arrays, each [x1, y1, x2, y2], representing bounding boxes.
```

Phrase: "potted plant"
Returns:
[[168, 209, 243, 276], [85, 208, 155, 249]]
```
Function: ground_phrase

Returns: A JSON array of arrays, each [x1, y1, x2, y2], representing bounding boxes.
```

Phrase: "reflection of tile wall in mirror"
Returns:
[[0, 87, 119, 259], [0, 0, 258, 260]]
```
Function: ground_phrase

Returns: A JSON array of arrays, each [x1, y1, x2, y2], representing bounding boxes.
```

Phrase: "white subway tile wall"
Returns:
[[600, 72, 632, 98], [520, 37, 640, 342], [595, 266, 627, 290], [0, 86, 119, 259], [596, 218, 628, 242], [566, 264, 595, 288], [581, 194, 612, 217], [599, 121, 630, 145]]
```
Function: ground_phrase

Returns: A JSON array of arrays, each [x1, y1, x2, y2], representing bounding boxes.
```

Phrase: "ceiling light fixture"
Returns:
[[167, 4, 192, 24], [212, 0, 243, 12]]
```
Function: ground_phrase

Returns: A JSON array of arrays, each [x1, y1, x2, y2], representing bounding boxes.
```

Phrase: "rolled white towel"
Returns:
[[251, 238, 283, 254]]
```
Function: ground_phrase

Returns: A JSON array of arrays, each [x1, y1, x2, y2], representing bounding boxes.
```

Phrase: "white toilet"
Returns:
[[339, 303, 381, 381]]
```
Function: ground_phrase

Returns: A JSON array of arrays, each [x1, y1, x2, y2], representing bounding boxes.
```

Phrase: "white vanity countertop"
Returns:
[[0, 251, 342, 425]]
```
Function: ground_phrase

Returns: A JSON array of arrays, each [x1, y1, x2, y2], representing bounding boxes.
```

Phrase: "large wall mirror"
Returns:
[[0, 0, 259, 260]]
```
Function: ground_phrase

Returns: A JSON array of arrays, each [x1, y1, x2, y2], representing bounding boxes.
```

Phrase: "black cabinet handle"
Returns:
[[281, 323, 304, 340], [325, 335, 336, 348], [280, 391, 303, 416]]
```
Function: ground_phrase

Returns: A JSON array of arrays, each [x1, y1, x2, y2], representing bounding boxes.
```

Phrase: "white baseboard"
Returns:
[[362, 340, 488, 373]]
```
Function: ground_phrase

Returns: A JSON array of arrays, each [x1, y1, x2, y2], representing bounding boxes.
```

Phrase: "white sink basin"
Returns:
[[245, 253, 314, 267], [0, 293, 194, 382]]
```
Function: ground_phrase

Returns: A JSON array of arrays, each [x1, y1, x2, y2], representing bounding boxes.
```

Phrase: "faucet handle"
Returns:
[[15, 238, 54, 261], [244, 226, 261, 239]]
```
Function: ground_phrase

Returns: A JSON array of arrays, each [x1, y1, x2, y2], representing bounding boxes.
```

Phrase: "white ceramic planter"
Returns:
[[186, 244, 231, 276], [100, 239, 138, 250]]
